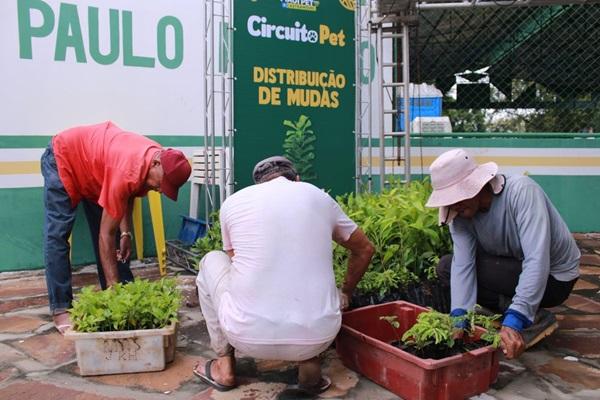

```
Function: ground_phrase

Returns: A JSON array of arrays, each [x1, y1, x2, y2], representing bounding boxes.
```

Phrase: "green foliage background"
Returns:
[[333, 180, 452, 296], [191, 214, 223, 261]]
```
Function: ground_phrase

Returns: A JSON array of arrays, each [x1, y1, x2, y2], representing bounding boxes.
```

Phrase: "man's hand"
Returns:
[[338, 289, 350, 311], [337, 228, 375, 303], [117, 234, 132, 263], [452, 327, 465, 340], [500, 326, 526, 359]]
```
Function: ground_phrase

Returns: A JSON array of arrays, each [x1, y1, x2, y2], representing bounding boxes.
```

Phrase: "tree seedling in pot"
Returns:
[[69, 278, 181, 332], [380, 307, 501, 359]]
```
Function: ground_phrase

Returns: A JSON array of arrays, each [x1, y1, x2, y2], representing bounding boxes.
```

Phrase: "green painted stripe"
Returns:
[[413, 132, 600, 139], [2, 133, 598, 149], [0, 135, 223, 148], [361, 135, 600, 148], [0, 136, 52, 148], [146, 135, 224, 147]]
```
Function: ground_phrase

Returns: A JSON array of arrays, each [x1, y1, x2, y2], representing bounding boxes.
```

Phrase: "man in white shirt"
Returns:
[[193, 156, 374, 394]]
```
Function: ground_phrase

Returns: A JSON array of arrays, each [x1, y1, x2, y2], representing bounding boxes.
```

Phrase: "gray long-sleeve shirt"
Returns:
[[449, 175, 580, 322]]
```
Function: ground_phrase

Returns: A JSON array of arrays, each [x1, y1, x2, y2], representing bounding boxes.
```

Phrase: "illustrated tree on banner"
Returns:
[[282, 115, 317, 182]]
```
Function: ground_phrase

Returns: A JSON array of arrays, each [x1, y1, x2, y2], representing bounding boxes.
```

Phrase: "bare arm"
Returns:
[[117, 198, 134, 262], [119, 198, 134, 234], [99, 209, 121, 287], [337, 228, 375, 299]]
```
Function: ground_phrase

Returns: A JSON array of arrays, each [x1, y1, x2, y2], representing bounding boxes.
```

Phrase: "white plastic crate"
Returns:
[[65, 323, 177, 376]]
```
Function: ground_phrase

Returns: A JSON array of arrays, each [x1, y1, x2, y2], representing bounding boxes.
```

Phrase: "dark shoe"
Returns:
[[297, 376, 331, 395], [278, 376, 332, 399], [193, 359, 237, 392], [522, 309, 558, 349]]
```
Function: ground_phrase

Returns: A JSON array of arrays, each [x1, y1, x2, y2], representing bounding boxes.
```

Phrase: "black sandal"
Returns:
[[278, 375, 332, 398], [193, 359, 237, 392]]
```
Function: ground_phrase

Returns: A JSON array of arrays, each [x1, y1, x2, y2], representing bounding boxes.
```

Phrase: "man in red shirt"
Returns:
[[41, 121, 191, 334]]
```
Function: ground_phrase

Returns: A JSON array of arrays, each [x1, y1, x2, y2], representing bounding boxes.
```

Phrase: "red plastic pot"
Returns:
[[336, 301, 500, 400]]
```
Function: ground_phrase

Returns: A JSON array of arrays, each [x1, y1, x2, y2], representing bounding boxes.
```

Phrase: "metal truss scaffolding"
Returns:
[[358, 1, 414, 191], [193, 0, 234, 223]]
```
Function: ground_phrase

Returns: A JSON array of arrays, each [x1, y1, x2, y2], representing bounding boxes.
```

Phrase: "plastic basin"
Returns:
[[336, 301, 500, 400], [65, 322, 177, 376]]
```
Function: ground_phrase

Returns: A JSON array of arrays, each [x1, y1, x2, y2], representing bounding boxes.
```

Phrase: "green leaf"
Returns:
[[282, 115, 317, 182], [69, 278, 181, 332]]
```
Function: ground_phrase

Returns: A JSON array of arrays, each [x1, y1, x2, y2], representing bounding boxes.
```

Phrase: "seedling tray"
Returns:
[[65, 322, 177, 376], [336, 301, 499, 400]]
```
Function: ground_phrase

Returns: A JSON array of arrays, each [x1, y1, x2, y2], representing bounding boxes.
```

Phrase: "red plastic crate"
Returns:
[[336, 301, 500, 400]]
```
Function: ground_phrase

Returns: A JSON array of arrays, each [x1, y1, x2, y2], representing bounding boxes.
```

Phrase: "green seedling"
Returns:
[[380, 315, 401, 342], [401, 309, 455, 350], [383, 308, 501, 353], [463, 306, 502, 348], [69, 278, 181, 332], [191, 212, 223, 269], [333, 180, 452, 297]]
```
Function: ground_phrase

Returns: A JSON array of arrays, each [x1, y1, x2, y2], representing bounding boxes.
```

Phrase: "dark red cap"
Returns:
[[160, 149, 191, 201]]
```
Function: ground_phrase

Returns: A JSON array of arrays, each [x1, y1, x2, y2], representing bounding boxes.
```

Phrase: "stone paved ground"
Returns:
[[1, 234, 599, 400]]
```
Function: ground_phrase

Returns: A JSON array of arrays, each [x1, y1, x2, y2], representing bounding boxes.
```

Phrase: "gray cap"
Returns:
[[252, 156, 297, 183]]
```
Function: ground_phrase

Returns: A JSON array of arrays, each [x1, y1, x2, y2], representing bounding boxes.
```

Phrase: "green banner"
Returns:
[[233, 0, 355, 194]]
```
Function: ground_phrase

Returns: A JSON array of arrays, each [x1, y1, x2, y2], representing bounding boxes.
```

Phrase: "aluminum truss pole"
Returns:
[[376, 23, 386, 190], [199, 0, 233, 224], [365, 1, 374, 193], [356, 0, 374, 193], [226, 0, 234, 200], [203, 0, 214, 221], [217, 0, 234, 207], [367, 12, 374, 193], [209, 0, 216, 214], [355, 0, 362, 194], [402, 22, 411, 183]]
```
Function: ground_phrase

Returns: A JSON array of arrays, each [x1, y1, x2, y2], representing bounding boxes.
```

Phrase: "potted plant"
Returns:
[[336, 301, 501, 400], [65, 278, 181, 376], [381, 307, 500, 360], [190, 214, 223, 268]]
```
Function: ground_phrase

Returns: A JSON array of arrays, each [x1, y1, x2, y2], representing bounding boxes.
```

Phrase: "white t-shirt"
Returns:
[[218, 177, 357, 345]]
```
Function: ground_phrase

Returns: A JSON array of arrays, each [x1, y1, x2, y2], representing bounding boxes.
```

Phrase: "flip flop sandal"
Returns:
[[55, 324, 72, 335], [53, 312, 72, 335], [193, 359, 237, 392], [282, 375, 332, 397]]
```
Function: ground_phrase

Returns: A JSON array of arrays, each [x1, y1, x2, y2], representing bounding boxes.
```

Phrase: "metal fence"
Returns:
[[408, 2, 600, 133]]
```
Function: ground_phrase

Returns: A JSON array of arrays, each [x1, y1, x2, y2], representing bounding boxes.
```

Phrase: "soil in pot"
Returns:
[[391, 339, 489, 360]]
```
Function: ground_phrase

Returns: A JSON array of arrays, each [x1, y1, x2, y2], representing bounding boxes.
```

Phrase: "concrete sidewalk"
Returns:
[[1, 233, 599, 400]]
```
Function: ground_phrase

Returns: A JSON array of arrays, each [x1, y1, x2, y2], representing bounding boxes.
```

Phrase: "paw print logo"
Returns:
[[307, 30, 318, 43], [339, 0, 355, 11]]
